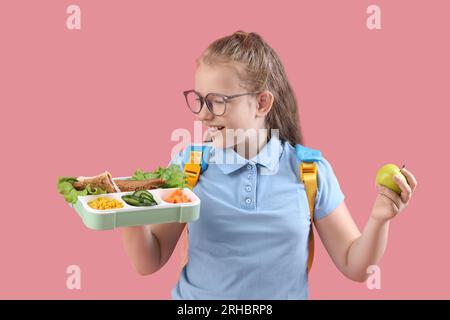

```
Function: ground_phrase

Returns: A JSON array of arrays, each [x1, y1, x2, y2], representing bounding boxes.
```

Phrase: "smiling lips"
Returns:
[[207, 125, 225, 132]]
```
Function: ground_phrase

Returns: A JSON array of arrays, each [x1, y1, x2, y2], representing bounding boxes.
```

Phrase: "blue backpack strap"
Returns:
[[295, 144, 322, 273], [295, 144, 323, 162], [181, 145, 212, 173], [181, 145, 212, 188]]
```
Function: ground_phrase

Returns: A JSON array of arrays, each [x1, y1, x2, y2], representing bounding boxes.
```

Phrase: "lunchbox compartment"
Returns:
[[156, 187, 200, 205], [118, 190, 162, 209], [79, 193, 130, 214]]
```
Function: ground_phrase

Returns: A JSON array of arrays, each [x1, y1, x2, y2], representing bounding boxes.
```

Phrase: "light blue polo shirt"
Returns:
[[169, 135, 345, 300]]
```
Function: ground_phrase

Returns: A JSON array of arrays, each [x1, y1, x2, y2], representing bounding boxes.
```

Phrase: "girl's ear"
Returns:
[[256, 90, 274, 117]]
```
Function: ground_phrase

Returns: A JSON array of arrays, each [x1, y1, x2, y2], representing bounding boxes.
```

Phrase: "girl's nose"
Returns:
[[196, 102, 214, 121]]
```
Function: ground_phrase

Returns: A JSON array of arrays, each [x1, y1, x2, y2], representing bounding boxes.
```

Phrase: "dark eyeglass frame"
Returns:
[[183, 90, 262, 116]]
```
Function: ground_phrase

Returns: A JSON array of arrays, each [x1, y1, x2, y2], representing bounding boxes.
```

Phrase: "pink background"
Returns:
[[0, 0, 449, 299]]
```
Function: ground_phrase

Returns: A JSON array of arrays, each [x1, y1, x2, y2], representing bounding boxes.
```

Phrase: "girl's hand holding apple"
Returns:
[[371, 165, 418, 222]]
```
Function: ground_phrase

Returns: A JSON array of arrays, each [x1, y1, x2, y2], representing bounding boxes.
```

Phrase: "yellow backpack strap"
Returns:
[[182, 145, 211, 189], [296, 144, 322, 273], [183, 151, 202, 189], [180, 145, 211, 269], [300, 162, 318, 273]]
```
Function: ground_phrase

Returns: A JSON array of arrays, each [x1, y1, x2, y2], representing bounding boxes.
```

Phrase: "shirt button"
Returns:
[[245, 198, 252, 204], [247, 164, 252, 170], [245, 185, 252, 192], [247, 174, 252, 179]]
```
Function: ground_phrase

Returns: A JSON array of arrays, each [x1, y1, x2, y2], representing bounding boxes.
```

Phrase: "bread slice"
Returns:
[[73, 171, 121, 193], [113, 178, 165, 192]]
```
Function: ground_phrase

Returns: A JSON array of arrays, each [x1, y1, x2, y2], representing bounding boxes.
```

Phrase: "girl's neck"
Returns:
[[233, 129, 268, 160]]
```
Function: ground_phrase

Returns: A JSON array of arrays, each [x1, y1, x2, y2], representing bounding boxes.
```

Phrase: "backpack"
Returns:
[[179, 143, 322, 273]]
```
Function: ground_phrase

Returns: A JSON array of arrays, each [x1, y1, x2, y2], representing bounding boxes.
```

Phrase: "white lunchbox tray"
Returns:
[[70, 187, 200, 230]]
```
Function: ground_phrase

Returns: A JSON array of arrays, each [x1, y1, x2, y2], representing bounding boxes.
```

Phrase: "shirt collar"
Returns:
[[211, 135, 284, 175]]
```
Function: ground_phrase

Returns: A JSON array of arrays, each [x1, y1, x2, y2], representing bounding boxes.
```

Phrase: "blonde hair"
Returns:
[[179, 30, 304, 271], [198, 30, 303, 145]]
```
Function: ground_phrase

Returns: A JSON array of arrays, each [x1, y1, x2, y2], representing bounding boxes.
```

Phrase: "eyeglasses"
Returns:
[[183, 90, 261, 116]]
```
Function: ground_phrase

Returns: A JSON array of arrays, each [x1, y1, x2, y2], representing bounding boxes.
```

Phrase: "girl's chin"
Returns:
[[207, 131, 235, 149], [208, 129, 253, 149], [209, 135, 228, 148]]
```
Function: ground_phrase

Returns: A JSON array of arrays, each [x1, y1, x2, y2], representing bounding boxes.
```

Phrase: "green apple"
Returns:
[[375, 164, 408, 195]]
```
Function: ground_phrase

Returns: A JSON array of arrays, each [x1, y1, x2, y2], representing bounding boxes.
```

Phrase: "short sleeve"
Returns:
[[313, 157, 345, 220]]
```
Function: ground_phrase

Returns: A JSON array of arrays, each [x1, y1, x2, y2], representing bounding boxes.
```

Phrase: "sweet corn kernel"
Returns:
[[88, 197, 124, 210]]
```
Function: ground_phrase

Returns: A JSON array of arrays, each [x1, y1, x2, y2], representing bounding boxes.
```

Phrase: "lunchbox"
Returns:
[[69, 185, 201, 231]]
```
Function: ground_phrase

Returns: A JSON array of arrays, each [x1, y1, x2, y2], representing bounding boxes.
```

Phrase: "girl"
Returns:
[[121, 31, 417, 299]]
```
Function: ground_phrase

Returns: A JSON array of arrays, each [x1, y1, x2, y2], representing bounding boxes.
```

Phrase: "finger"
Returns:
[[376, 184, 403, 210], [394, 174, 412, 203], [400, 167, 418, 191]]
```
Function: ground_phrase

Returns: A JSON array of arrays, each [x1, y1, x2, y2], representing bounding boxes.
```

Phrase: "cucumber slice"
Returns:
[[132, 190, 156, 204], [139, 193, 155, 202], [122, 194, 156, 207], [140, 198, 157, 206], [121, 195, 141, 206], [133, 190, 152, 198]]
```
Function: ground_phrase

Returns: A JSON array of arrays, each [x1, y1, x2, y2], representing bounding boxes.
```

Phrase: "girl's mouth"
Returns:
[[207, 125, 225, 132]]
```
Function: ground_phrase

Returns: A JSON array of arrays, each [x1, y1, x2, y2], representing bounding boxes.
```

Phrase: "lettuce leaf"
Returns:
[[57, 177, 106, 204], [131, 164, 187, 188]]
